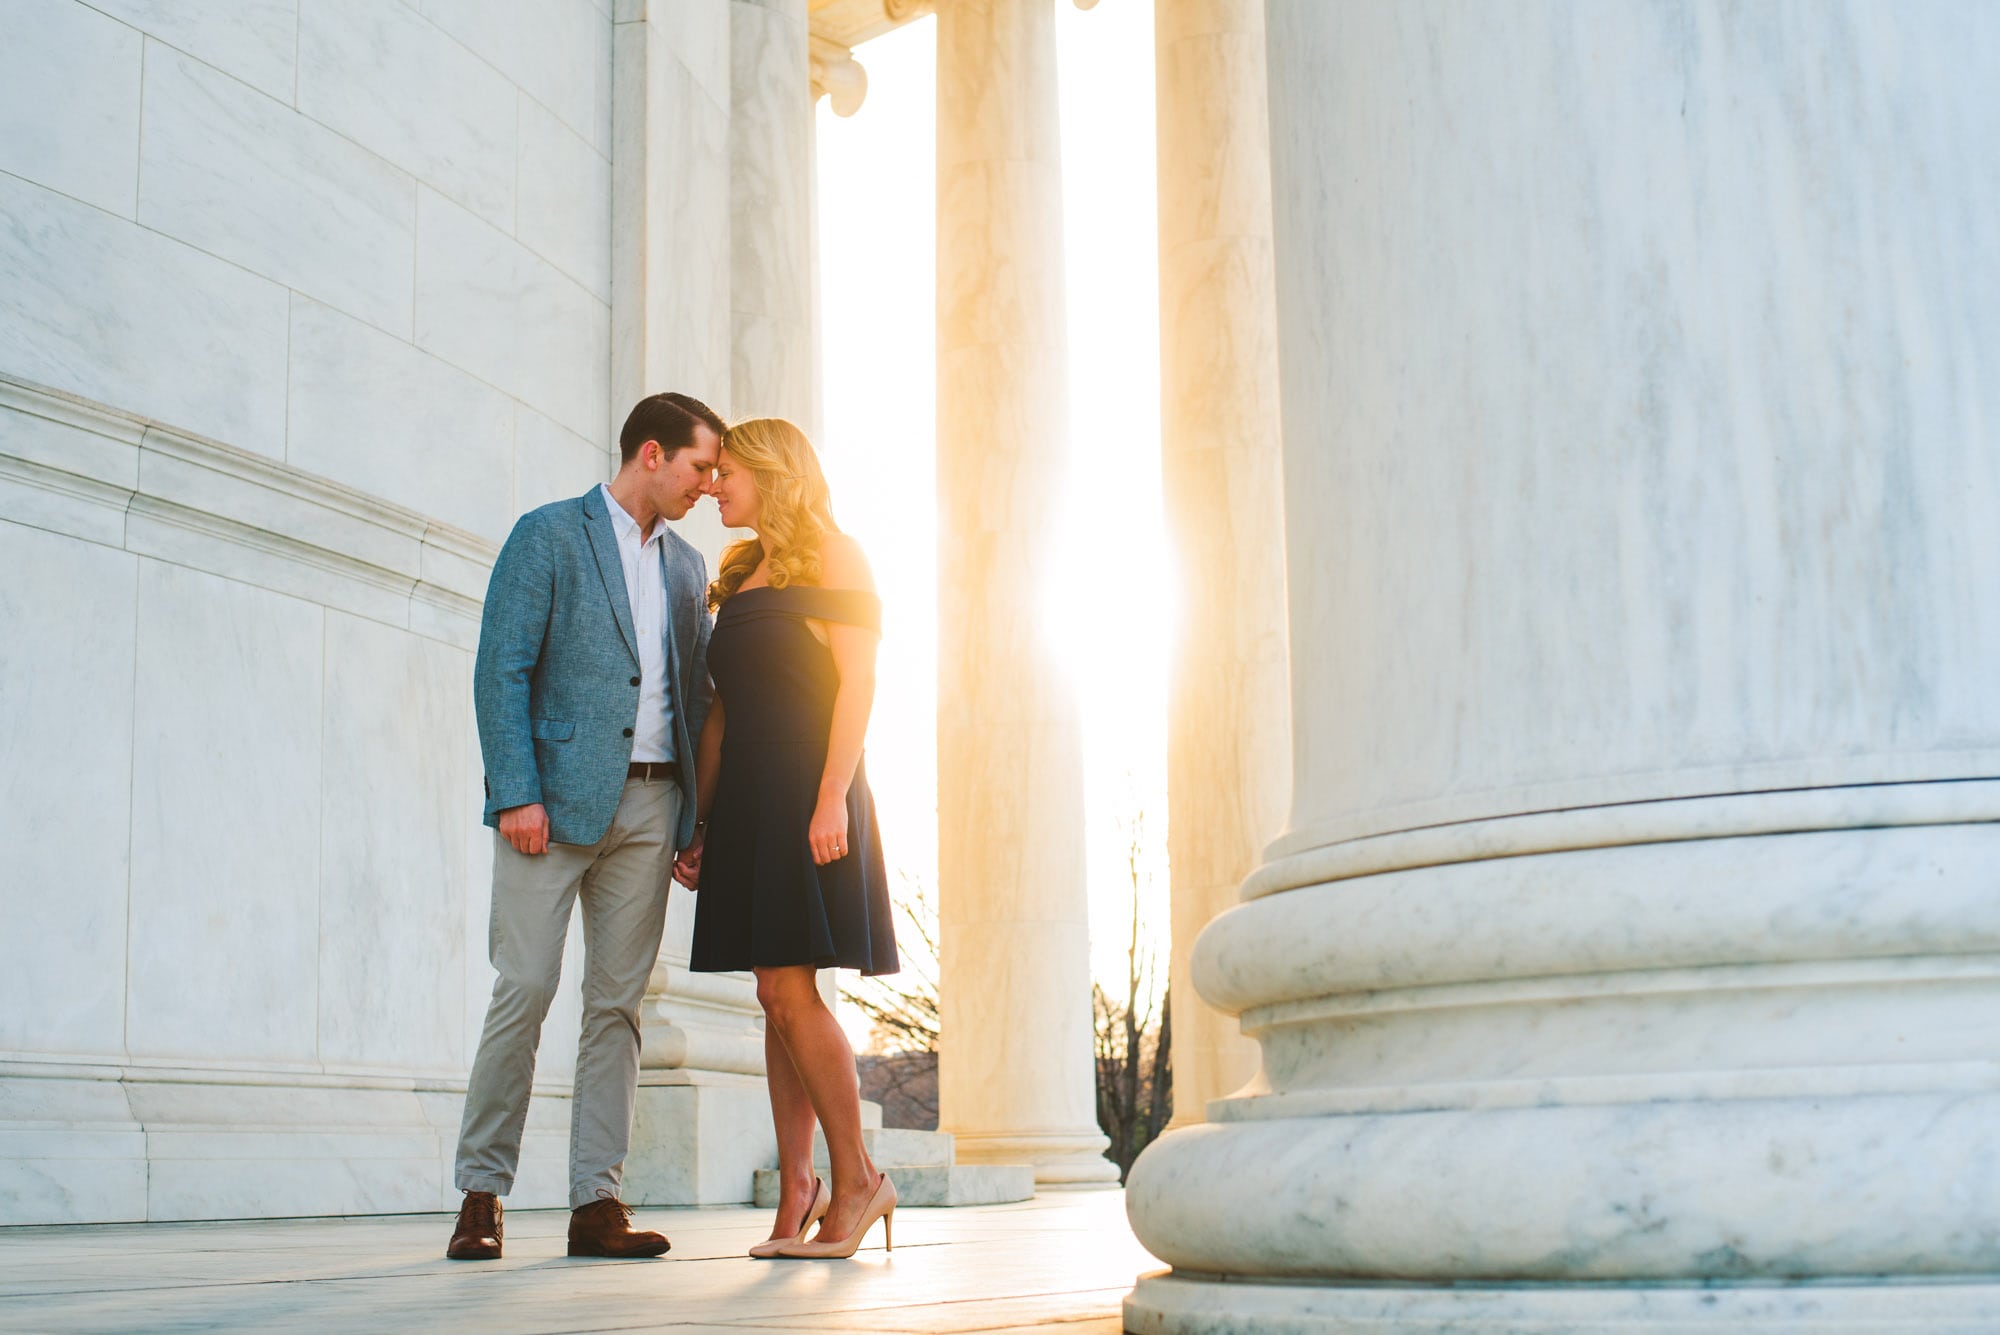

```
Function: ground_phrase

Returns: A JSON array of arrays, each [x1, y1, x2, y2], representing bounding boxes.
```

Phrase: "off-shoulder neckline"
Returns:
[[728, 585, 879, 601]]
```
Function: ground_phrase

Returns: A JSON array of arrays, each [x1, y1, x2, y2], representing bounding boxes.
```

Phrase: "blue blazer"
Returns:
[[474, 486, 712, 850]]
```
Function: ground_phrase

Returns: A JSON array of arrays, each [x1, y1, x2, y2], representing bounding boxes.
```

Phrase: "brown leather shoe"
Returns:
[[568, 1192, 669, 1258], [446, 1190, 503, 1260]]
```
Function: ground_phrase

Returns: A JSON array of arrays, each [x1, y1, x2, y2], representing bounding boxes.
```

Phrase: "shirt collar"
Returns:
[[599, 483, 661, 548]]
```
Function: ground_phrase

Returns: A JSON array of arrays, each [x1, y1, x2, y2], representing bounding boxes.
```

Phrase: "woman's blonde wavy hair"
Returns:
[[707, 416, 840, 611]]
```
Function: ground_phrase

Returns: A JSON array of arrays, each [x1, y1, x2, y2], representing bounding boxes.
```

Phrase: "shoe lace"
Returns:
[[460, 1193, 498, 1231], [592, 1188, 634, 1223]]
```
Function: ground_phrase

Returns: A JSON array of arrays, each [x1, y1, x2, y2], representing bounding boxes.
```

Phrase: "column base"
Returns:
[[623, 1070, 777, 1206], [1125, 1270, 2000, 1332], [0, 1060, 575, 1224], [950, 1129, 1120, 1185]]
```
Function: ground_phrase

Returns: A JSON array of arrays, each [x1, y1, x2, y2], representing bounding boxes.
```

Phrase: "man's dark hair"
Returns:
[[619, 392, 726, 464]]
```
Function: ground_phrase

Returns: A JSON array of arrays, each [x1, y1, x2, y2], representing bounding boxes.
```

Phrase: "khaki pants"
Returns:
[[454, 775, 681, 1208]]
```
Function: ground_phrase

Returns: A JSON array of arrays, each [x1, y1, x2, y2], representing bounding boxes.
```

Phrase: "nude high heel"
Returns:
[[748, 1177, 830, 1259], [773, 1173, 896, 1259]]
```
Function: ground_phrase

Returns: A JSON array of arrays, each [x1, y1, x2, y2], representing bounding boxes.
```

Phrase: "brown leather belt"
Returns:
[[627, 760, 681, 783]]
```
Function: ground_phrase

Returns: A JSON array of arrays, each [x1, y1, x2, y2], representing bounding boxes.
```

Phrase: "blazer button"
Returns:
[[630, 675, 640, 686], [622, 727, 634, 738]]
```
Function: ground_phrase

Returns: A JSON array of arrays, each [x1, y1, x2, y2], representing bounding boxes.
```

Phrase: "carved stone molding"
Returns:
[[807, 0, 935, 52], [809, 33, 868, 117]]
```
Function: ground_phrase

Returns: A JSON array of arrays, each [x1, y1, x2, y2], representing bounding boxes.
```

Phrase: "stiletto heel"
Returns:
[[884, 1206, 893, 1251], [774, 1174, 897, 1258], [749, 1177, 830, 1259]]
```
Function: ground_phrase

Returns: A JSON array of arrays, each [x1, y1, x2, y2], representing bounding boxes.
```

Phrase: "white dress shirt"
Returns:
[[599, 484, 674, 762]]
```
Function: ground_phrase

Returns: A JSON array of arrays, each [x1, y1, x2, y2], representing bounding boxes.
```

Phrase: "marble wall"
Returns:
[[0, 377, 574, 1224], [0, 0, 737, 1225], [0, 0, 621, 547]]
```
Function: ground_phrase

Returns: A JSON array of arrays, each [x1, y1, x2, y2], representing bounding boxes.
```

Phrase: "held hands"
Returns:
[[808, 791, 849, 866], [673, 826, 705, 890], [498, 803, 551, 856]]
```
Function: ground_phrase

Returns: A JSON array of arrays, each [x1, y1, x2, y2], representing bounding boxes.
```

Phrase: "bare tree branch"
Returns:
[[1093, 806, 1172, 1182]]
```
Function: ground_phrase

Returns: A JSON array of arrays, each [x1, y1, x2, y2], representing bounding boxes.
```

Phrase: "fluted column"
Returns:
[[1127, 2, 2000, 1328], [730, 0, 817, 431], [934, 0, 1115, 1185], [1154, 0, 1287, 1130]]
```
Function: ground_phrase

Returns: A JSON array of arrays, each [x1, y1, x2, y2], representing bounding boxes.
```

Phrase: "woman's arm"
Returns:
[[693, 691, 725, 828], [673, 691, 723, 888], [808, 535, 879, 866]]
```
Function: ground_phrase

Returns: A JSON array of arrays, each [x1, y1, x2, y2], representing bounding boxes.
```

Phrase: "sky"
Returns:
[[813, 2, 1173, 1047]]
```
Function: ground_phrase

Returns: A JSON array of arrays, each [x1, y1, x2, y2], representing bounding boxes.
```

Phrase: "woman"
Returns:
[[680, 417, 899, 1259]]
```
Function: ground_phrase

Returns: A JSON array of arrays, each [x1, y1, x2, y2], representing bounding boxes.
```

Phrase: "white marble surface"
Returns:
[[0, 1189, 1152, 1332], [138, 45, 416, 337], [84, 0, 298, 102], [0, 373, 491, 650], [1196, 811, 2000, 1018], [644, 0, 731, 112], [461, 695, 501, 1060], [132, 427, 420, 578], [287, 296, 516, 544], [415, 187, 611, 444], [626, 1076, 776, 1204], [0, 0, 142, 217], [512, 403, 612, 515], [516, 94, 613, 303], [316, 612, 470, 1072], [0, 1070, 581, 1225], [1154, 0, 1287, 1127], [1127, 1269, 2000, 1333], [1262, 0, 2000, 851], [0, 1124, 147, 1228], [0, 173, 290, 456], [419, 0, 610, 154], [1128, 1089, 2000, 1282], [0, 522, 136, 1059], [125, 560, 324, 1063], [297, 0, 518, 230], [0, 381, 142, 491]]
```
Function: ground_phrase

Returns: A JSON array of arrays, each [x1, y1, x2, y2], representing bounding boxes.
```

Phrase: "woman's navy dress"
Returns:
[[689, 585, 899, 976]]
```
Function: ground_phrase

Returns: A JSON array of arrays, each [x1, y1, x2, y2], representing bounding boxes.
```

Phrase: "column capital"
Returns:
[[809, 34, 867, 116]]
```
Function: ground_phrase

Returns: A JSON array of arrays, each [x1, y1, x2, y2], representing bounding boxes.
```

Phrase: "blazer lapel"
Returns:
[[582, 487, 641, 665], [656, 539, 681, 679]]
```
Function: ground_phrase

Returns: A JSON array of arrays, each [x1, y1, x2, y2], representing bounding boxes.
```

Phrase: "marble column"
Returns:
[[729, 0, 817, 432], [612, 0, 779, 1202], [612, 0, 731, 421], [1127, 2, 2000, 1329], [1153, 0, 1287, 1130], [934, 0, 1115, 1185]]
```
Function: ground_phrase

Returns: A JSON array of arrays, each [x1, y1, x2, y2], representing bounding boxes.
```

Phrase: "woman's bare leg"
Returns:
[[755, 966, 880, 1242], [763, 1024, 820, 1241]]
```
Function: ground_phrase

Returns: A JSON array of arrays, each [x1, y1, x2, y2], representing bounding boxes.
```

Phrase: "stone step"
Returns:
[[753, 1162, 1035, 1209], [811, 1125, 954, 1169]]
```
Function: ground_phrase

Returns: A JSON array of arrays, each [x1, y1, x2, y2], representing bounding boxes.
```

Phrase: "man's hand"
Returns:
[[499, 803, 551, 856], [672, 826, 705, 890]]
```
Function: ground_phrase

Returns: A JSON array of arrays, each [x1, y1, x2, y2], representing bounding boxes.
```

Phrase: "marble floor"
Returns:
[[0, 1188, 1157, 1334]]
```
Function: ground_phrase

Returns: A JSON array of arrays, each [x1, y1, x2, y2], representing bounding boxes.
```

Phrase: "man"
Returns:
[[447, 392, 724, 1261]]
